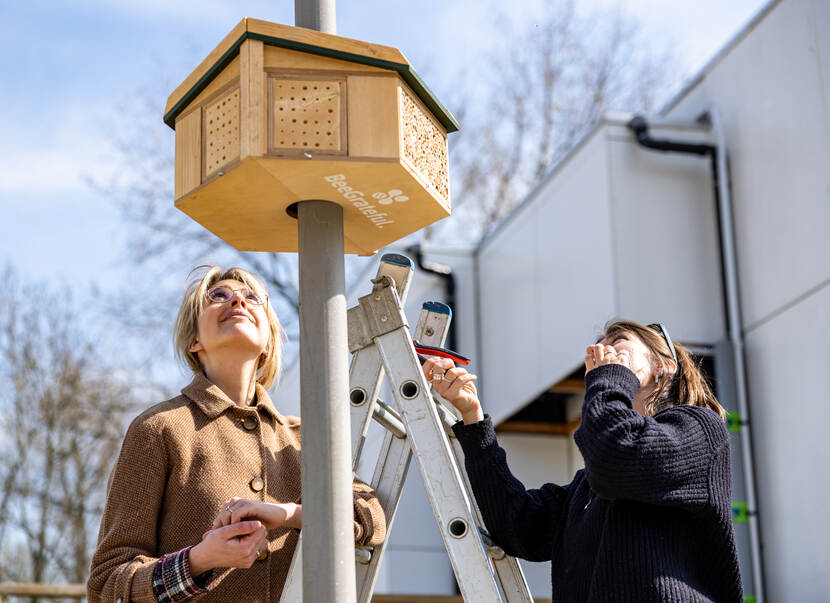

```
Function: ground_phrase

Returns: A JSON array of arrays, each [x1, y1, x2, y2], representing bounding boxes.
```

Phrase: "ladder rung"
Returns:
[[373, 399, 407, 438], [373, 395, 457, 437], [479, 530, 506, 560]]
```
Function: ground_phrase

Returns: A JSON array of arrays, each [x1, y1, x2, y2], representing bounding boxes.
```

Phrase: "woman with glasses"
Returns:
[[88, 266, 385, 603], [422, 319, 742, 602]]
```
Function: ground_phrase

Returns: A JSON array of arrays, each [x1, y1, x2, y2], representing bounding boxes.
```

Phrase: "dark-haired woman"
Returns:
[[422, 320, 742, 602]]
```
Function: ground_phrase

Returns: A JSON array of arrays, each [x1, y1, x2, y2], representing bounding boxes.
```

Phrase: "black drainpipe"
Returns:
[[627, 115, 732, 335], [407, 244, 457, 352]]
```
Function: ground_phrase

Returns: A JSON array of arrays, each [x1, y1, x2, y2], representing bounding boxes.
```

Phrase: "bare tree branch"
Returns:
[[442, 5, 682, 240], [0, 269, 141, 586]]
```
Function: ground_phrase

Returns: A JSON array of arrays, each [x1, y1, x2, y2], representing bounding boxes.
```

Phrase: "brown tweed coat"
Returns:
[[87, 374, 385, 602]]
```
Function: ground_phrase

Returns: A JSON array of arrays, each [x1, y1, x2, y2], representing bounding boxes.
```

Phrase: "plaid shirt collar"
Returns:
[[181, 372, 284, 424]]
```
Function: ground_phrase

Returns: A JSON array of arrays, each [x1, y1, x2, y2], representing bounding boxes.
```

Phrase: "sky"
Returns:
[[1, 0, 772, 294]]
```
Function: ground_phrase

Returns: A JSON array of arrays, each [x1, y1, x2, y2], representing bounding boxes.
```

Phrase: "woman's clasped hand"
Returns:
[[210, 497, 302, 531]]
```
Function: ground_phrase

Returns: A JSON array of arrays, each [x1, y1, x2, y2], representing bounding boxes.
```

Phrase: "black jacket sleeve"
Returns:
[[453, 416, 574, 562], [574, 363, 728, 511]]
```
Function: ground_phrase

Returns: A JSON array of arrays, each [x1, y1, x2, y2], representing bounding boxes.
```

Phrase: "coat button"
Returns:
[[250, 477, 265, 492], [256, 548, 269, 561], [242, 415, 258, 430]]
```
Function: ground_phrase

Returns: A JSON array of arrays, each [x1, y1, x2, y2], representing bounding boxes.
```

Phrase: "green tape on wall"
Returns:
[[732, 502, 749, 523], [726, 412, 742, 433]]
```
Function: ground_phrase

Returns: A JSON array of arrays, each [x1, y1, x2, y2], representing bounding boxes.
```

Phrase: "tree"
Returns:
[[95, 3, 679, 364], [441, 2, 680, 240], [0, 269, 140, 589]]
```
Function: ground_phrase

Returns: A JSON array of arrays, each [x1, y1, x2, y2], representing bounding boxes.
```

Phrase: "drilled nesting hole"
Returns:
[[203, 87, 240, 178], [271, 78, 343, 152]]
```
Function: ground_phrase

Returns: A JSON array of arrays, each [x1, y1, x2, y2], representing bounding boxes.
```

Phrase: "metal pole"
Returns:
[[297, 201, 354, 603], [295, 3, 351, 602], [710, 107, 766, 602], [295, 0, 336, 33]]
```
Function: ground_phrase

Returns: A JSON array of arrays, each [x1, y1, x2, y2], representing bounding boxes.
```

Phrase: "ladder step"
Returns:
[[372, 396, 458, 438], [372, 399, 407, 439], [479, 530, 507, 560]]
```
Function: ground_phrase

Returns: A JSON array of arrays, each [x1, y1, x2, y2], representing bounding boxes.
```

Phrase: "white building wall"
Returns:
[[660, 0, 830, 598], [475, 119, 728, 424], [742, 287, 830, 599], [664, 0, 830, 331], [604, 125, 726, 343], [476, 130, 617, 425]]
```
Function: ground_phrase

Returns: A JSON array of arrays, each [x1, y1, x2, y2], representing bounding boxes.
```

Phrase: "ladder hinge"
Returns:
[[347, 282, 407, 352]]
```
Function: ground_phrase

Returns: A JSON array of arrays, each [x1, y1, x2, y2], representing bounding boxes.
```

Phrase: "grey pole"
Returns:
[[294, 3, 354, 603], [295, 0, 336, 34], [297, 201, 354, 602]]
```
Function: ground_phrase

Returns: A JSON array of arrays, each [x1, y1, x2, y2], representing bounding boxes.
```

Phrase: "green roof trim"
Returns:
[[163, 31, 459, 133]]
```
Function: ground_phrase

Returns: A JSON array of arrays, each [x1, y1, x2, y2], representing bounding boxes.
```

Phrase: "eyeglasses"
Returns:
[[647, 323, 678, 365], [207, 285, 267, 306]]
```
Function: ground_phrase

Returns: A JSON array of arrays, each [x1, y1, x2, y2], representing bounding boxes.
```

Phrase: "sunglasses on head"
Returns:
[[207, 285, 267, 306], [647, 323, 678, 365]]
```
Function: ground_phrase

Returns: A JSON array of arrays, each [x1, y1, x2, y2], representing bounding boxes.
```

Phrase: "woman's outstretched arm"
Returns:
[[423, 356, 572, 561], [453, 417, 575, 561]]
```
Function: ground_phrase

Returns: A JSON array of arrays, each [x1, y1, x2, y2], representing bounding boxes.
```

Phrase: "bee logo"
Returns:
[[372, 189, 410, 205]]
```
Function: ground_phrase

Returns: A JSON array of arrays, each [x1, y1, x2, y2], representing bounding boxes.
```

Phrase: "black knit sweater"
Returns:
[[452, 363, 742, 602]]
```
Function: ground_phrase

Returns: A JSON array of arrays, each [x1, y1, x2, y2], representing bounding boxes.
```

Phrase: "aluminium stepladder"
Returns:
[[281, 253, 532, 603]]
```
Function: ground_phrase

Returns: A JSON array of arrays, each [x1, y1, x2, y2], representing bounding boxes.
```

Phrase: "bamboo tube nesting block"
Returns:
[[164, 18, 459, 255]]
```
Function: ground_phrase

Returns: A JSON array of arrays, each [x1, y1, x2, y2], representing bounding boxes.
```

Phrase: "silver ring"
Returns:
[[431, 372, 443, 382]]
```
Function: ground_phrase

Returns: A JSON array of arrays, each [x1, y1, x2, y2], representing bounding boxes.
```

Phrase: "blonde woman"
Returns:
[[88, 267, 385, 602], [423, 320, 742, 602]]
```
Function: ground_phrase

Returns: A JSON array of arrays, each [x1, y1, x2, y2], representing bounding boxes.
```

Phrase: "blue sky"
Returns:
[[1, 0, 772, 292]]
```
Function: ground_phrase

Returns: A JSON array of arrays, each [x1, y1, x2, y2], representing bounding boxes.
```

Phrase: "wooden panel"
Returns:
[[263, 45, 390, 74], [239, 39, 265, 159], [177, 57, 240, 119], [165, 18, 407, 117], [347, 75, 399, 159], [496, 418, 581, 436], [174, 109, 201, 199], [246, 18, 407, 65], [549, 378, 585, 394], [256, 157, 450, 251], [203, 87, 240, 178], [399, 85, 449, 201], [164, 19, 247, 116], [269, 76, 345, 154], [175, 156, 450, 254]]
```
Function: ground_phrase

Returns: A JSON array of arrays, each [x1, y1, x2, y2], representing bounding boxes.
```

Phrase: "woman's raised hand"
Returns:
[[584, 344, 630, 374], [212, 497, 302, 531], [422, 356, 484, 425]]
